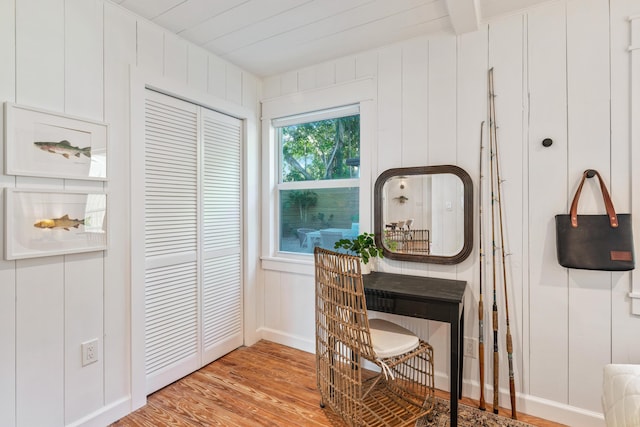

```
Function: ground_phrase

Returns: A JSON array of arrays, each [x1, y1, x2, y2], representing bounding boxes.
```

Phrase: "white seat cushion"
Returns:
[[368, 318, 419, 359], [602, 364, 640, 427]]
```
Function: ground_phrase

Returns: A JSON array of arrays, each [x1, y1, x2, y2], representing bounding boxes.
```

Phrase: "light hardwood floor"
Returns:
[[111, 340, 567, 427]]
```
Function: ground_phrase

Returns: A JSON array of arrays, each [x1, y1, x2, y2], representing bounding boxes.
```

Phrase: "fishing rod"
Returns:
[[488, 68, 500, 416], [478, 120, 486, 411], [488, 68, 517, 420]]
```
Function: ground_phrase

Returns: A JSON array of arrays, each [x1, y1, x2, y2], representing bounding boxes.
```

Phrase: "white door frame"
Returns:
[[129, 66, 259, 411]]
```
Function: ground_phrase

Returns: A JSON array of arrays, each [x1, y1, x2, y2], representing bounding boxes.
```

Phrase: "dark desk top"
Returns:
[[363, 271, 467, 304], [362, 270, 466, 427]]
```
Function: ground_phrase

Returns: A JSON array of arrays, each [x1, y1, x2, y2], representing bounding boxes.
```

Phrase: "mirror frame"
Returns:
[[374, 165, 473, 265]]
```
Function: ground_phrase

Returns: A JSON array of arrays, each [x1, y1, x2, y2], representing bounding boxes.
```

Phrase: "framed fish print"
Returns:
[[4, 188, 107, 260], [4, 102, 108, 180]]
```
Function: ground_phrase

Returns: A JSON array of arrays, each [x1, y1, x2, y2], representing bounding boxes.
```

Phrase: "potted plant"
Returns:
[[334, 232, 383, 274]]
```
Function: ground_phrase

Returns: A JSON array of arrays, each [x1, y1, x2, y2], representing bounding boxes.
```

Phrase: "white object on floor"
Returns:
[[602, 364, 640, 427]]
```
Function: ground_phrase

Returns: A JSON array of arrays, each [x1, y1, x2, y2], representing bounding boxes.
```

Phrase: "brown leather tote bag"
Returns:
[[555, 169, 635, 271]]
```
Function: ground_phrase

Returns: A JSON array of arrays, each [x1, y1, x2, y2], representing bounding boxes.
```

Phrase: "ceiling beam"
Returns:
[[444, 0, 480, 35]]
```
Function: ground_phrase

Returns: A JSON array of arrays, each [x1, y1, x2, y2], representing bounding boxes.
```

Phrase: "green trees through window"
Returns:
[[281, 115, 360, 182], [276, 111, 360, 254]]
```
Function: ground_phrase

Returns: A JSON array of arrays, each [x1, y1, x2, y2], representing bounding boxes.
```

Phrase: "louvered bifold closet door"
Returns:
[[201, 108, 243, 364], [144, 90, 199, 394]]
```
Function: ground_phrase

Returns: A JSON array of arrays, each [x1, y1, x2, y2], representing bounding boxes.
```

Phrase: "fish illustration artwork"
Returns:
[[34, 140, 91, 159], [34, 214, 85, 231]]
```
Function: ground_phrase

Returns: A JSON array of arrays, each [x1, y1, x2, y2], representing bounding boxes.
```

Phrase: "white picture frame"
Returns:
[[4, 102, 108, 180], [4, 188, 107, 260]]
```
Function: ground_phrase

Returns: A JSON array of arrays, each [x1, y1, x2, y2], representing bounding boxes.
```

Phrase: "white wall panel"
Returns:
[[103, 1, 136, 404], [226, 64, 243, 105], [0, 261, 16, 425], [15, 0, 64, 109], [610, 0, 640, 365], [65, 0, 104, 119], [355, 51, 378, 79], [628, 3, 640, 317], [610, 5, 633, 216], [336, 57, 356, 84], [298, 67, 317, 92], [566, 0, 612, 412], [14, 1, 66, 425], [427, 36, 457, 167], [424, 35, 460, 378], [315, 62, 337, 89], [280, 71, 299, 96], [208, 54, 227, 100], [279, 273, 316, 339], [0, 234, 16, 427], [64, 253, 104, 424], [16, 258, 65, 426], [164, 33, 188, 83], [136, 20, 164, 72], [0, 0, 16, 423], [359, 98, 376, 235], [0, 0, 15, 102], [243, 77, 262, 348], [242, 72, 259, 112], [262, 76, 281, 100], [488, 14, 526, 407], [187, 45, 208, 93], [263, 270, 282, 329], [63, 1, 106, 422], [527, 3, 569, 404], [401, 37, 429, 168], [374, 46, 403, 279], [376, 47, 403, 176], [410, 36, 455, 282], [455, 26, 488, 398]]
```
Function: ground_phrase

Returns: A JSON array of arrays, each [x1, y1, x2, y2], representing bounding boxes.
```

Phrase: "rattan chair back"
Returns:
[[314, 247, 435, 427]]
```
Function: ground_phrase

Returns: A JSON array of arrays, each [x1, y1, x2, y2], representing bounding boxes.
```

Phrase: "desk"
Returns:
[[363, 271, 467, 427]]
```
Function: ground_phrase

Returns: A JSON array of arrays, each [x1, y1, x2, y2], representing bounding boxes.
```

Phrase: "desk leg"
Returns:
[[459, 306, 464, 398], [450, 309, 461, 427]]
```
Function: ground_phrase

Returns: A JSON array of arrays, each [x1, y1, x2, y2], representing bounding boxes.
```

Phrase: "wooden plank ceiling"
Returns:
[[112, 0, 553, 77]]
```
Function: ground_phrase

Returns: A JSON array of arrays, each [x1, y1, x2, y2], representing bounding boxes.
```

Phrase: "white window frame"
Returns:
[[275, 105, 360, 257], [260, 78, 376, 274]]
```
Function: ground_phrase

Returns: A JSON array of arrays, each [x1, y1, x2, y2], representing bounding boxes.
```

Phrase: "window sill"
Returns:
[[260, 254, 314, 276]]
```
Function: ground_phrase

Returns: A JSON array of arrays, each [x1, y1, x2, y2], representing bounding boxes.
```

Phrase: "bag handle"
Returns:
[[570, 169, 618, 228]]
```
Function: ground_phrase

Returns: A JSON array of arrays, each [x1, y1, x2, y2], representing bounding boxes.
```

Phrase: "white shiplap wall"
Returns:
[[0, 0, 15, 421], [0, 0, 260, 425], [260, 1, 640, 425]]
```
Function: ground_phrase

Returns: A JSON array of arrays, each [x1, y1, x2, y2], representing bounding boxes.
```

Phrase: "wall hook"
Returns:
[[542, 138, 553, 147], [586, 169, 597, 178]]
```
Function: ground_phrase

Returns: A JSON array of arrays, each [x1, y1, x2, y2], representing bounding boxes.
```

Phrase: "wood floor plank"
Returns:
[[111, 340, 567, 427]]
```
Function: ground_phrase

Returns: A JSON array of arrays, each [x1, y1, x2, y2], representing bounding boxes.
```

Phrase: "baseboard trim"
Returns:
[[67, 396, 132, 427], [258, 327, 316, 354], [519, 393, 604, 427], [459, 378, 605, 427]]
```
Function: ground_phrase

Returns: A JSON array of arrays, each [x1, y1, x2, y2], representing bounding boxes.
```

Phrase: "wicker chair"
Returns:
[[314, 247, 435, 426]]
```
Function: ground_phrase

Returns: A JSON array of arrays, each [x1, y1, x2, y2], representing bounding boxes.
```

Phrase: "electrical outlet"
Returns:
[[464, 337, 477, 359], [81, 339, 99, 367]]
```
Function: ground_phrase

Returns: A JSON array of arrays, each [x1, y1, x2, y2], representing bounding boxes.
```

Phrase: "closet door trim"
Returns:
[[130, 70, 253, 410]]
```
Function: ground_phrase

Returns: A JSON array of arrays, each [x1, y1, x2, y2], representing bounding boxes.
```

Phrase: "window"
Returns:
[[274, 105, 360, 254]]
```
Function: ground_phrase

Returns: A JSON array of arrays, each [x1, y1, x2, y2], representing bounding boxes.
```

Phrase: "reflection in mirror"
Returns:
[[374, 165, 473, 264]]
